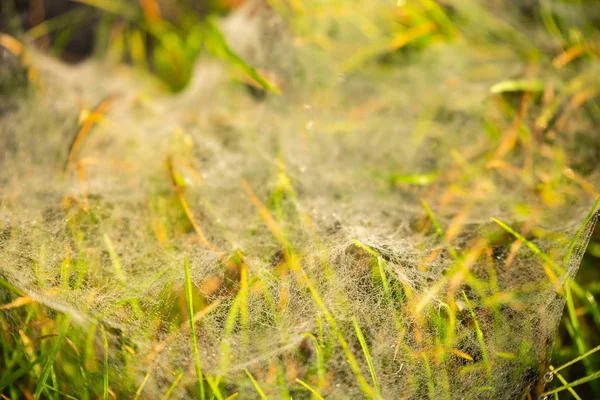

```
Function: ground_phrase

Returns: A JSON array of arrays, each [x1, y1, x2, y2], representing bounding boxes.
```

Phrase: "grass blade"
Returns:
[[562, 197, 600, 266], [204, 19, 280, 95], [133, 369, 152, 400], [389, 171, 439, 186], [422, 352, 435, 399], [301, 333, 326, 388], [34, 316, 72, 399], [490, 218, 564, 274], [184, 258, 205, 400], [43, 384, 79, 400], [218, 292, 242, 374], [245, 369, 267, 400], [420, 199, 444, 238], [72, 0, 138, 20], [549, 366, 583, 400], [0, 359, 40, 390], [161, 373, 183, 400], [205, 375, 225, 400], [462, 292, 492, 380], [102, 325, 109, 400], [542, 370, 600, 397], [295, 378, 324, 400], [551, 344, 600, 375], [490, 79, 545, 94], [352, 317, 381, 397]]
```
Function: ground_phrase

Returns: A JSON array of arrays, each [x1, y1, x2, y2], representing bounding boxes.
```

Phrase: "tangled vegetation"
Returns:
[[1, 0, 600, 399]]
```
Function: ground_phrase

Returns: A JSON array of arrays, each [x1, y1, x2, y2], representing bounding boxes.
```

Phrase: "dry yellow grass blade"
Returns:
[[0, 33, 24, 56], [140, 0, 161, 24], [552, 44, 589, 68], [391, 22, 437, 50], [241, 178, 288, 250], [66, 95, 116, 171], [563, 168, 600, 198], [0, 296, 36, 310], [452, 349, 474, 361], [167, 155, 220, 252]]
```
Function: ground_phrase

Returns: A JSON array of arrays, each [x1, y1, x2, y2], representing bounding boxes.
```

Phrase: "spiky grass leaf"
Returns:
[[491, 218, 563, 274], [184, 258, 205, 400], [34, 316, 72, 399], [542, 370, 600, 397], [161, 373, 183, 400], [204, 19, 280, 95], [562, 197, 600, 265], [244, 369, 267, 400], [490, 79, 545, 94], [462, 292, 492, 381], [352, 317, 381, 397], [102, 324, 109, 400], [0, 359, 40, 390], [296, 378, 325, 400]]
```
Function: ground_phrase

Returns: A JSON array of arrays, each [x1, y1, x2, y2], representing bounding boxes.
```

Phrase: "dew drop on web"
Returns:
[[543, 371, 554, 383]]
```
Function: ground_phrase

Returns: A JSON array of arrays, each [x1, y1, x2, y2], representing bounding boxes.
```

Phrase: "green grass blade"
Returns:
[[295, 378, 324, 400], [389, 171, 439, 186], [564, 279, 596, 380], [218, 292, 242, 374], [0, 359, 40, 390], [420, 200, 460, 260], [101, 325, 109, 400], [0, 278, 23, 295], [421, 199, 444, 238], [302, 332, 325, 387], [422, 352, 435, 400], [352, 317, 381, 397], [542, 370, 600, 397], [490, 217, 563, 274], [549, 366, 583, 400], [297, 269, 377, 398], [490, 79, 545, 94], [244, 369, 268, 400], [540, 0, 565, 42], [353, 239, 378, 258], [353, 239, 403, 325], [103, 233, 126, 282], [205, 375, 225, 400], [185, 258, 205, 400], [204, 19, 280, 95], [419, 0, 457, 36], [49, 365, 59, 400], [34, 316, 72, 399], [462, 292, 492, 380], [562, 197, 600, 266], [43, 384, 79, 400], [73, 0, 138, 20], [552, 343, 600, 375], [161, 373, 183, 400], [133, 370, 152, 400]]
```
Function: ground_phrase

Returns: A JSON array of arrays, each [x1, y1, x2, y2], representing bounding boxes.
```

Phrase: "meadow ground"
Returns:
[[0, 1, 600, 399]]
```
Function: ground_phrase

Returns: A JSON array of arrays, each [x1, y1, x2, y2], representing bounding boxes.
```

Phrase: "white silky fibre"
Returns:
[[1, 1, 599, 398]]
